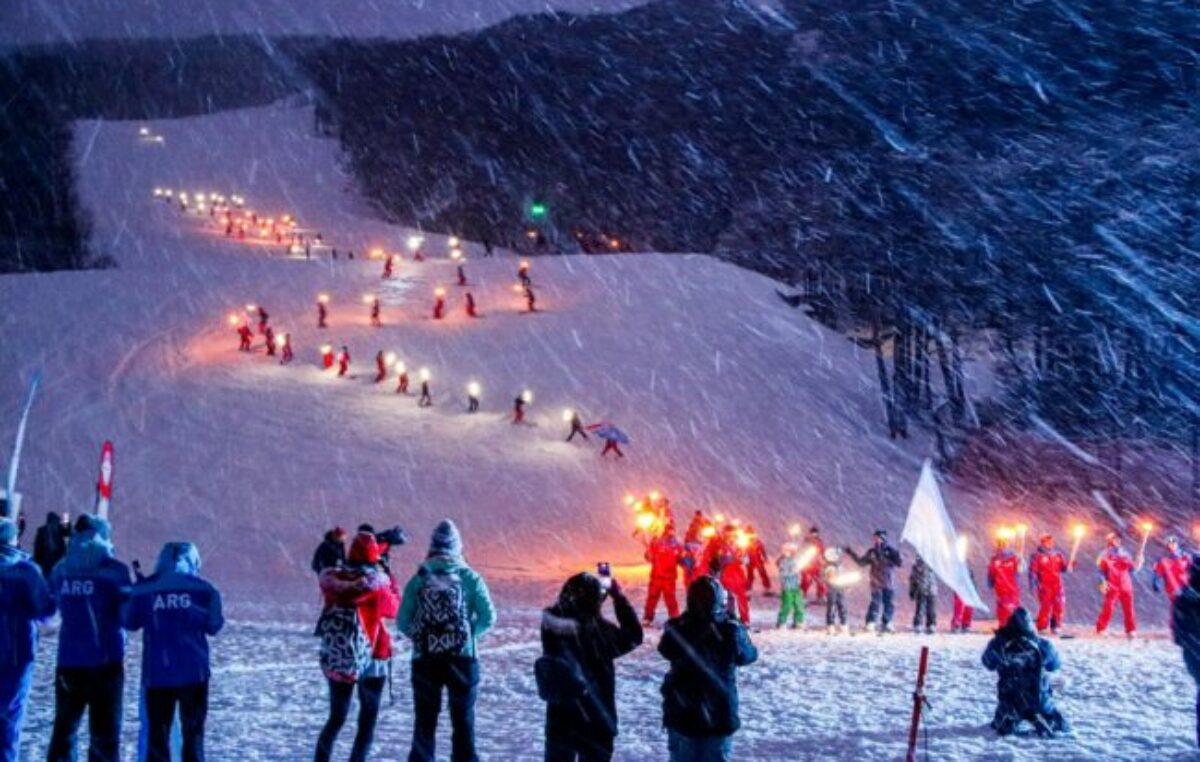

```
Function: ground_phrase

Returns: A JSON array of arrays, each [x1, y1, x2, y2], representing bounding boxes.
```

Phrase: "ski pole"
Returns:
[[905, 646, 930, 762]]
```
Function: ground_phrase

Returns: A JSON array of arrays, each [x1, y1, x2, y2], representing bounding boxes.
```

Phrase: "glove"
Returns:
[[1098, 580, 1108, 594], [608, 577, 624, 598]]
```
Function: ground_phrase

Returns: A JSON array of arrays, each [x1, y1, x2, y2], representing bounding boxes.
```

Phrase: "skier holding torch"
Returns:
[[280, 333, 294, 364], [466, 382, 481, 413], [465, 292, 478, 318], [337, 346, 351, 378], [988, 530, 1022, 627], [1029, 534, 1070, 635], [375, 351, 389, 383], [433, 288, 446, 320], [1096, 532, 1141, 638]]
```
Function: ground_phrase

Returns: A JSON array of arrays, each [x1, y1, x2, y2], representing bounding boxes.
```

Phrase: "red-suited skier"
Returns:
[[744, 526, 771, 593], [1096, 533, 1140, 638], [1029, 534, 1070, 635], [988, 536, 1022, 628], [711, 527, 751, 625], [1154, 535, 1192, 604], [643, 523, 683, 625]]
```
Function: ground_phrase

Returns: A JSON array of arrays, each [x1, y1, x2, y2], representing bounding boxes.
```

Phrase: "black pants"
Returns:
[[545, 705, 613, 762], [409, 657, 479, 762], [825, 591, 847, 626], [913, 594, 937, 629], [47, 663, 124, 762], [866, 588, 895, 627], [145, 681, 208, 762], [314, 677, 385, 762]]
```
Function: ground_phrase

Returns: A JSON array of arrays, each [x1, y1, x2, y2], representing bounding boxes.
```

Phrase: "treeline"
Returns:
[[0, 36, 300, 272]]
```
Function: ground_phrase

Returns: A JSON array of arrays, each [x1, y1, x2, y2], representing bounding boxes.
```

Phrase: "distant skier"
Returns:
[[822, 548, 849, 634], [988, 536, 1022, 627], [337, 346, 351, 378], [1096, 533, 1139, 638], [744, 526, 770, 593], [418, 377, 432, 408], [592, 424, 628, 458], [374, 351, 388, 383], [280, 333, 294, 364], [800, 527, 827, 603], [395, 364, 410, 394], [465, 292, 478, 318], [265, 326, 277, 357], [1029, 534, 1070, 635], [369, 298, 382, 328], [457, 265, 467, 287], [1154, 536, 1192, 605], [382, 255, 394, 279], [433, 289, 446, 320], [776, 543, 804, 629], [257, 306, 270, 335], [524, 285, 537, 313], [909, 554, 937, 634], [466, 383, 480, 413], [518, 260, 531, 287], [512, 394, 527, 424], [845, 530, 902, 634], [644, 524, 683, 625], [237, 324, 253, 352], [317, 299, 328, 329], [981, 607, 1068, 737], [565, 410, 588, 442]]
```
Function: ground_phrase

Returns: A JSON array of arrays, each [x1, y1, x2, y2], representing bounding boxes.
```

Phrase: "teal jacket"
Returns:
[[396, 555, 496, 660]]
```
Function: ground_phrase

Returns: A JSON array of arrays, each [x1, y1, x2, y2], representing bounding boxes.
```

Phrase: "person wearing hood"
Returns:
[[659, 576, 758, 761], [1172, 557, 1200, 748], [33, 511, 71, 580], [312, 527, 348, 575], [908, 554, 938, 635], [123, 542, 224, 762], [0, 516, 56, 762], [981, 607, 1068, 736], [47, 514, 132, 762], [845, 530, 902, 633], [397, 520, 496, 762], [315, 532, 400, 762], [538, 572, 643, 761]]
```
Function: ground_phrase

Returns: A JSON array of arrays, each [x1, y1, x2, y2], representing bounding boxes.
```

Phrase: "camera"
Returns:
[[375, 526, 409, 548]]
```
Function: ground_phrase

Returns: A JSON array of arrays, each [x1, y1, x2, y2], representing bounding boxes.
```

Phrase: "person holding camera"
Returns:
[[537, 570, 643, 761]]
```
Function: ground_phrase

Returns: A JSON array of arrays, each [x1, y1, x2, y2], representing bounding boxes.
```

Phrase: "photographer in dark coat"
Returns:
[[538, 572, 643, 761], [658, 576, 757, 761], [1172, 558, 1200, 748], [981, 606, 1068, 736], [311, 528, 347, 575]]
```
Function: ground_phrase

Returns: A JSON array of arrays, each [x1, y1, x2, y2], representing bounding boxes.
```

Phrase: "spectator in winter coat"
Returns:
[[0, 517, 56, 762], [1029, 535, 1070, 635], [47, 515, 132, 762], [122, 542, 224, 762], [1155, 536, 1192, 604], [1171, 559, 1200, 748], [710, 528, 751, 625], [644, 526, 683, 625], [981, 607, 1068, 737], [540, 572, 643, 761], [776, 543, 804, 629], [315, 532, 400, 762], [397, 520, 497, 762], [311, 528, 347, 575], [1096, 533, 1140, 638], [908, 555, 938, 634], [33, 511, 70, 580], [845, 530, 902, 633], [659, 576, 757, 762], [987, 538, 1022, 628]]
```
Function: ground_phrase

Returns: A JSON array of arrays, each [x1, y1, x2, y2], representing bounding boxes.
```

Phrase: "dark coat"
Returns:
[[541, 584, 642, 742], [909, 557, 937, 599], [659, 578, 758, 738], [981, 608, 1066, 735], [33, 513, 69, 579], [310, 533, 345, 575], [1173, 574, 1200, 684], [847, 542, 902, 591]]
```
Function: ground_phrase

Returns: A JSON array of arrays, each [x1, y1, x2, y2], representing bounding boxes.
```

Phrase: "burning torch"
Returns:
[[1067, 523, 1086, 569], [1136, 520, 1154, 568]]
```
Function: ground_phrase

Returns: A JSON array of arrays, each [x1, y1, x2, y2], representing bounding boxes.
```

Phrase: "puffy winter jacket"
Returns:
[[1029, 548, 1068, 594], [1173, 581, 1200, 683], [909, 557, 937, 598], [988, 550, 1022, 599], [1155, 552, 1191, 598], [1097, 548, 1136, 593], [847, 543, 902, 591], [982, 608, 1062, 730], [659, 579, 757, 738], [320, 564, 400, 661], [776, 555, 800, 591], [122, 542, 224, 688], [50, 521, 132, 668], [396, 554, 496, 660], [311, 534, 346, 575], [0, 544, 55, 670], [646, 536, 683, 582]]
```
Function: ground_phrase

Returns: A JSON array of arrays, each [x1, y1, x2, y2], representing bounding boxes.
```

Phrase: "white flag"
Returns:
[[901, 459, 988, 612]]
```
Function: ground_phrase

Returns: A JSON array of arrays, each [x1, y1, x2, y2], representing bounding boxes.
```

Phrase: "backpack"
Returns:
[[996, 635, 1044, 716], [414, 567, 471, 657], [316, 605, 373, 682]]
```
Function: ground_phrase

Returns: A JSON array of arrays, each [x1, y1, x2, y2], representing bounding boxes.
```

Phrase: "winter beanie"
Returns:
[[0, 517, 17, 546], [429, 519, 463, 558]]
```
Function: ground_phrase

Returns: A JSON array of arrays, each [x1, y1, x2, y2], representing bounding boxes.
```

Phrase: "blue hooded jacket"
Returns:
[[0, 543, 56, 670], [122, 542, 224, 688], [50, 516, 132, 668]]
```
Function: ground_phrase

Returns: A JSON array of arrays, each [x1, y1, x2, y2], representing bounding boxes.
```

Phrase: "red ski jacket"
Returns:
[[988, 550, 1021, 600], [646, 537, 683, 582], [1154, 552, 1191, 598], [1098, 548, 1137, 594], [1029, 548, 1068, 593]]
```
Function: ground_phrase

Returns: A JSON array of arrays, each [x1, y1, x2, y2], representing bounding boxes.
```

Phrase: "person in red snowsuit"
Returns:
[[1096, 533, 1140, 637], [987, 538, 1022, 627], [374, 351, 388, 383], [382, 256, 394, 279], [280, 334, 294, 364], [318, 301, 328, 328], [433, 294, 445, 320], [236, 324, 253, 352], [951, 591, 975, 633], [525, 286, 537, 313], [257, 306, 270, 335], [713, 530, 751, 625], [1029, 534, 1070, 634], [395, 368, 409, 394], [465, 292, 478, 318], [1154, 536, 1192, 603], [800, 527, 827, 602], [644, 525, 683, 624], [265, 326, 277, 356], [369, 299, 382, 328], [744, 526, 771, 593], [337, 346, 351, 377], [600, 438, 623, 458], [512, 395, 526, 424]]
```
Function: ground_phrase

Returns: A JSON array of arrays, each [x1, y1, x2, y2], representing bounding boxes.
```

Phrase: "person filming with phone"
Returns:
[[536, 563, 644, 761]]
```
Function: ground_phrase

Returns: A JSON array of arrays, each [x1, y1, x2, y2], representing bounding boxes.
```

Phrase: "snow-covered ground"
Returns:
[[1, 100, 1195, 759], [0, 0, 650, 49]]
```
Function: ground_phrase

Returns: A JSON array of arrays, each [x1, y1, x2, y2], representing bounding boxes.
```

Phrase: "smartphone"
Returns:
[[597, 562, 612, 589]]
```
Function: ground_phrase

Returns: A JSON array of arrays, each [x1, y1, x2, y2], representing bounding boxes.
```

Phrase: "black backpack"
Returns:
[[414, 567, 471, 657], [997, 635, 1044, 716]]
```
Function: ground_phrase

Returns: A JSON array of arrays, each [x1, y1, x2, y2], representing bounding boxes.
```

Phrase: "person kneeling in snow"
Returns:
[[981, 607, 1068, 737]]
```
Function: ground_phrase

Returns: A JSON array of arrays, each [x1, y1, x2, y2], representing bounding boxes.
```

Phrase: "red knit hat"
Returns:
[[348, 532, 381, 565]]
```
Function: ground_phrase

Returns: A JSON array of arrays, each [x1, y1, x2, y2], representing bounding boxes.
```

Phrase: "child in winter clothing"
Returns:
[[909, 555, 938, 634], [776, 543, 805, 629], [822, 548, 849, 634]]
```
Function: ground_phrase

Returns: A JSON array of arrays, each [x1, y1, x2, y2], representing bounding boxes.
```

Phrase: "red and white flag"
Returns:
[[95, 441, 114, 519]]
